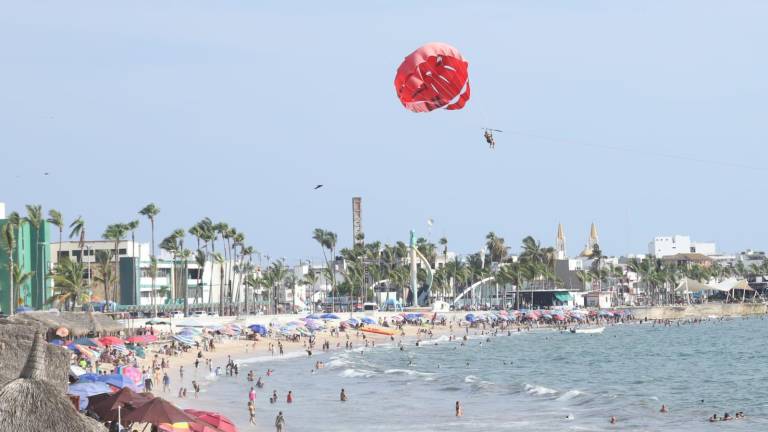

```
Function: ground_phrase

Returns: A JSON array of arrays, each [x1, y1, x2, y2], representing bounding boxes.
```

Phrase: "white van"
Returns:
[[362, 302, 378, 316]]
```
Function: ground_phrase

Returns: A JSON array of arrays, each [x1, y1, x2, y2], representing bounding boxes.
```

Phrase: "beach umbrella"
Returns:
[[391, 315, 404, 322], [306, 314, 321, 319], [50, 338, 65, 346], [361, 317, 376, 324], [346, 318, 359, 326], [100, 336, 126, 346], [68, 382, 113, 410], [73, 337, 102, 347], [173, 335, 196, 346], [248, 324, 268, 335], [112, 344, 129, 354], [78, 372, 101, 382], [126, 335, 148, 344], [90, 386, 153, 419], [184, 409, 238, 432], [320, 313, 340, 320], [123, 397, 195, 425], [127, 344, 146, 358], [74, 344, 98, 359], [91, 373, 142, 391], [56, 326, 70, 337]]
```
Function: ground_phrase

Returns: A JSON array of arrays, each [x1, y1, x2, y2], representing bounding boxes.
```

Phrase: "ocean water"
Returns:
[[179, 317, 768, 431]]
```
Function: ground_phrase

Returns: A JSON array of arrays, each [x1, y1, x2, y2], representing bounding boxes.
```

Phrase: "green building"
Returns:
[[0, 217, 52, 315]]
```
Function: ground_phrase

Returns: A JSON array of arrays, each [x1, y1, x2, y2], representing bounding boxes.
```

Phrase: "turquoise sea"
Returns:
[[180, 316, 768, 431]]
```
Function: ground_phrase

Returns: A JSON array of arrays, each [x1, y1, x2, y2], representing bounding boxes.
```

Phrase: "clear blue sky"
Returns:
[[2, 1, 767, 262]]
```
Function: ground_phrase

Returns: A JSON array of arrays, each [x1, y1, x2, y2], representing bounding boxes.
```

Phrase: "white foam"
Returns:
[[384, 369, 435, 378], [326, 358, 350, 369], [464, 375, 479, 383], [556, 389, 584, 401], [339, 368, 375, 378], [238, 350, 307, 364], [524, 383, 558, 396]]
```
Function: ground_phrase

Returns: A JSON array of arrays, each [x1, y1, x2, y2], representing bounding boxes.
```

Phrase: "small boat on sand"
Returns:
[[570, 326, 605, 334]]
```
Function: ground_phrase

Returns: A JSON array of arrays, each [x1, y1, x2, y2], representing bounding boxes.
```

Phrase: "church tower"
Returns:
[[556, 223, 566, 259]]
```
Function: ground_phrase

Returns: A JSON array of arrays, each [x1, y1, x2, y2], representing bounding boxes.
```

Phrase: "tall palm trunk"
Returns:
[[207, 242, 215, 312], [150, 219, 157, 316]]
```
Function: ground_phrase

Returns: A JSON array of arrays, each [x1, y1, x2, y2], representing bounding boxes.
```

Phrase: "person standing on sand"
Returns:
[[249, 386, 256, 403], [162, 372, 170, 393], [275, 411, 285, 432], [192, 381, 200, 398]]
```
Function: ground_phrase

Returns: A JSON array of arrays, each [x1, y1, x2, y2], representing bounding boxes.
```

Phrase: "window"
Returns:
[[188, 269, 201, 279], [118, 248, 127, 255], [72, 250, 81, 258], [58, 251, 70, 259]]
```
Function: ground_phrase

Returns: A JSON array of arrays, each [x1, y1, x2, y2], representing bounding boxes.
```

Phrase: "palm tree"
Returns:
[[439, 237, 448, 265], [302, 268, 319, 312], [194, 249, 206, 307], [139, 203, 160, 314], [11, 263, 35, 308], [213, 252, 224, 315], [93, 250, 115, 305], [485, 232, 509, 263], [268, 260, 288, 314], [177, 248, 192, 316], [102, 223, 129, 306], [46, 209, 64, 257], [313, 228, 338, 311], [2, 223, 16, 315], [68, 216, 86, 263], [47, 258, 90, 311], [24, 205, 45, 307]]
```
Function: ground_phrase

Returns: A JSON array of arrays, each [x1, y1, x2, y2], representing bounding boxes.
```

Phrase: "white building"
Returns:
[[649, 235, 716, 258]]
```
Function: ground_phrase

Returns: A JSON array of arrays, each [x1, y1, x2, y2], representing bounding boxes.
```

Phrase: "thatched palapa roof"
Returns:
[[0, 321, 70, 392], [7, 310, 124, 337], [0, 332, 106, 432]]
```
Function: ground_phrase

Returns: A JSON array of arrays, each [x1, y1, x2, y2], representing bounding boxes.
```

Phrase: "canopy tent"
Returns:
[[676, 277, 754, 293], [554, 292, 574, 302]]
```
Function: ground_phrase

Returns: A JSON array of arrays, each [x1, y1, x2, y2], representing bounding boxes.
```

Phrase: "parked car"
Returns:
[[192, 311, 208, 318], [170, 311, 185, 319]]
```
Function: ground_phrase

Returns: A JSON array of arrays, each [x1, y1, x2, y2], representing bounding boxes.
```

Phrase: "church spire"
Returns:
[[556, 223, 566, 259]]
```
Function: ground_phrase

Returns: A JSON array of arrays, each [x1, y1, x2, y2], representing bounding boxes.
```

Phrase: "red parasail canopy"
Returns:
[[394, 42, 470, 113]]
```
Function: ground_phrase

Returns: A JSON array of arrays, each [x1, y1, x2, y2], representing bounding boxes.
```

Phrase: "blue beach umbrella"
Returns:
[[73, 337, 101, 347], [320, 313, 340, 320], [361, 317, 376, 324], [249, 324, 268, 335], [68, 382, 113, 410], [306, 314, 321, 319], [346, 318, 360, 326]]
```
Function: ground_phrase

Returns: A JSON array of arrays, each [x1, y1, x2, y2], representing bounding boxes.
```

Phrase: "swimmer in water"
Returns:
[[660, 404, 668, 413], [455, 400, 463, 417], [609, 416, 617, 424]]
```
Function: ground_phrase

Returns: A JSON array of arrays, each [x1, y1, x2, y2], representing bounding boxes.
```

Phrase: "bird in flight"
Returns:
[[314, 184, 323, 190]]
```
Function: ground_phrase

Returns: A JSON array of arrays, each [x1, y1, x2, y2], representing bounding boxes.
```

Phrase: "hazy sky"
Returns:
[[2, 1, 767, 263]]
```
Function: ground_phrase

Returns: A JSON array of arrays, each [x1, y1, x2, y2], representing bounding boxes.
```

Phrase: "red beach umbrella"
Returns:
[[100, 336, 126, 346], [184, 409, 238, 432]]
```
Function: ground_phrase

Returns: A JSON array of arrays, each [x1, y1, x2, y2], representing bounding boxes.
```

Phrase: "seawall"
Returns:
[[628, 303, 767, 320]]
